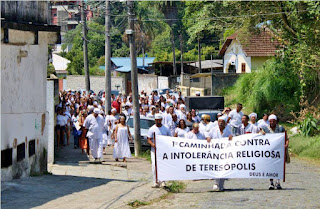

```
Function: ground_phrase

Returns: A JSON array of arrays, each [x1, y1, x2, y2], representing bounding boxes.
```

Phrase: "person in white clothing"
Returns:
[[174, 119, 190, 138], [185, 123, 206, 139], [83, 108, 104, 162], [199, 114, 215, 134], [105, 108, 117, 146], [227, 103, 244, 136], [240, 115, 259, 135], [206, 116, 233, 192], [177, 104, 187, 121], [258, 113, 269, 130], [113, 115, 132, 162], [147, 114, 171, 188], [249, 112, 259, 127]]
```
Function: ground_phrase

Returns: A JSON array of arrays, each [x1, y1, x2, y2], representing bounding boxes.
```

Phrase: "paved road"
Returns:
[[2, 137, 320, 209], [142, 158, 320, 209], [1, 141, 166, 209]]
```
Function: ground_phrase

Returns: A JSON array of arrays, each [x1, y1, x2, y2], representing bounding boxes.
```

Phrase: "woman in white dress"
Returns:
[[174, 119, 190, 138], [113, 115, 132, 162]]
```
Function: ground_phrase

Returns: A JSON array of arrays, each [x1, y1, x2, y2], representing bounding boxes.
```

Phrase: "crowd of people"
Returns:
[[55, 89, 289, 191]]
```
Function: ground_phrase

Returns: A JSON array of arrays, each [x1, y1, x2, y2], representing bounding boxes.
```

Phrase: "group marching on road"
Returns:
[[56, 89, 289, 191]]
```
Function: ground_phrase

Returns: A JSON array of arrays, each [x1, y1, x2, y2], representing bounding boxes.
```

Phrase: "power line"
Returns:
[[137, 9, 310, 22]]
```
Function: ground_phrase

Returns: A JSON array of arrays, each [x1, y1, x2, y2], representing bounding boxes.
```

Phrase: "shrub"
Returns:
[[299, 114, 319, 136], [222, 58, 301, 121]]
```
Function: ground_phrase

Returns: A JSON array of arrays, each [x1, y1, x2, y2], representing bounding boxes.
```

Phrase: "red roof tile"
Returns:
[[218, 31, 281, 57]]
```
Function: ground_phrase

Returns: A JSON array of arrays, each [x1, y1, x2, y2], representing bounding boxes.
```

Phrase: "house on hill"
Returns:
[[219, 30, 281, 73]]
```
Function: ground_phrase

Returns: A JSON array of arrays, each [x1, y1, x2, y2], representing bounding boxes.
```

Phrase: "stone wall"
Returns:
[[211, 73, 239, 95]]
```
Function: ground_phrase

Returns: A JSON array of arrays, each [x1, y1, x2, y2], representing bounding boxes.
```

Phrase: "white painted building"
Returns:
[[1, 2, 60, 181], [219, 31, 280, 73]]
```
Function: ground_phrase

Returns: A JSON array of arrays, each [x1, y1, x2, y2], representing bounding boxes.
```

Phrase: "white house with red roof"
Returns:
[[218, 30, 281, 73]]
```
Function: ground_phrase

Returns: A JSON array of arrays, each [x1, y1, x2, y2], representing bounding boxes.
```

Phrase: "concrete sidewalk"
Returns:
[[1, 142, 166, 209]]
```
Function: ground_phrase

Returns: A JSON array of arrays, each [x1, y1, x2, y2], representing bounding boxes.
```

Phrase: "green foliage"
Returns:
[[299, 114, 319, 136], [138, 149, 151, 162], [165, 181, 186, 193], [289, 134, 320, 160], [223, 58, 301, 118], [128, 200, 149, 208], [113, 43, 130, 57], [47, 63, 56, 78]]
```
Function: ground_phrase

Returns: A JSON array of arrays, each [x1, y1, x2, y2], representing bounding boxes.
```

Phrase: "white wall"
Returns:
[[1, 29, 57, 180], [223, 39, 251, 73], [46, 81, 55, 165], [66, 75, 168, 95]]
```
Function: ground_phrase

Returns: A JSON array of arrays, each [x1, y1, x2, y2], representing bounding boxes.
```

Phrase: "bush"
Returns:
[[299, 114, 319, 136], [222, 58, 301, 121]]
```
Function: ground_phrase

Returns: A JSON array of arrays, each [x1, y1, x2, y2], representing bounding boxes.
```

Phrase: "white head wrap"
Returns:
[[111, 108, 117, 113], [180, 104, 186, 109], [249, 112, 257, 119], [93, 101, 98, 106], [93, 108, 100, 114], [218, 115, 228, 123], [155, 113, 163, 120], [268, 114, 277, 121]]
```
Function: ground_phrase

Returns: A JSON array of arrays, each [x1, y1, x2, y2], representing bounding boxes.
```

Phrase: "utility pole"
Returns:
[[105, 0, 112, 114], [81, 0, 90, 93], [127, 0, 141, 156], [171, 30, 177, 75], [179, 33, 184, 86], [198, 36, 202, 73]]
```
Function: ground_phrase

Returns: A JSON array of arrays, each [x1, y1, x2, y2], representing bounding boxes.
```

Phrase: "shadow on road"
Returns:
[[1, 174, 137, 209]]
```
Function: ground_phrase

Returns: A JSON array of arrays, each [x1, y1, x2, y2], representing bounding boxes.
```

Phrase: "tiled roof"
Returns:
[[218, 31, 281, 57]]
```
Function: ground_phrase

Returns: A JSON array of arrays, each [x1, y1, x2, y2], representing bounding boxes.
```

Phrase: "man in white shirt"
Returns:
[[84, 108, 105, 162], [185, 123, 205, 139], [206, 116, 233, 192], [240, 115, 259, 135], [147, 114, 171, 188], [227, 103, 244, 136]]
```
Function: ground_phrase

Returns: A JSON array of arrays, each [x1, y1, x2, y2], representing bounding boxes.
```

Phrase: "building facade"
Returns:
[[219, 31, 280, 73], [1, 1, 60, 180]]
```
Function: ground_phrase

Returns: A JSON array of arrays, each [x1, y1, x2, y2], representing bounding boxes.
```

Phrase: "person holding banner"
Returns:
[[185, 123, 206, 139], [261, 114, 289, 190], [206, 115, 233, 191], [147, 113, 172, 188]]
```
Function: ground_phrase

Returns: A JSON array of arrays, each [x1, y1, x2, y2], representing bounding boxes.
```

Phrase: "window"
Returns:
[[17, 143, 25, 162], [241, 63, 246, 73], [29, 140, 35, 157], [1, 148, 12, 168]]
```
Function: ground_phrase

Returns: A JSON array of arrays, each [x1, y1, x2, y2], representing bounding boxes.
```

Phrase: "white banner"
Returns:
[[155, 133, 285, 181]]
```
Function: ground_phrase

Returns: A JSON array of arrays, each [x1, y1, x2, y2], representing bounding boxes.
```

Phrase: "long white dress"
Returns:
[[113, 126, 132, 159]]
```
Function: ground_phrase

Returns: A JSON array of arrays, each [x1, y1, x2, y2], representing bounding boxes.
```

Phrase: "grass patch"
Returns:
[[165, 181, 186, 193], [128, 193, 171, 208], [127, 181, 185, 208], [138, 149, 151, 162], [289, 134, 320, 160], [128, 200, 149, 208]]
